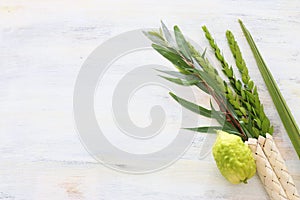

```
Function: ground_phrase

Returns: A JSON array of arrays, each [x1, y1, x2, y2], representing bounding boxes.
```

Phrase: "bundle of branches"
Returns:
[[144, 20, 299, 200]]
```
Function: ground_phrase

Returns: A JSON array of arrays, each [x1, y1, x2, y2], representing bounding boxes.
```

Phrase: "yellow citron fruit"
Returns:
[[212, 130, 256, 184]]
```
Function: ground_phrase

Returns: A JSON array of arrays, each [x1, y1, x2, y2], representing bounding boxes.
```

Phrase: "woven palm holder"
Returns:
[[258, 134, 300, 200], [246, 138, 288, 200]]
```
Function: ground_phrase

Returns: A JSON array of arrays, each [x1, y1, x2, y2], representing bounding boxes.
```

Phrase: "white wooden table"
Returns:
[[0, 0, 300, 199]]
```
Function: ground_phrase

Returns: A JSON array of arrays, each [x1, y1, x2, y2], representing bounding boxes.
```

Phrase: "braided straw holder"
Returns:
[[258, 134, 300, 200], [246, 138, 288, 200]]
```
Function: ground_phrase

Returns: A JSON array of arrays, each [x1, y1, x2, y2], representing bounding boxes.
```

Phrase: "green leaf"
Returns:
[[184, 126, 220, 133], [152, 44, 191, 73], [159, 75, 199, 86], [156, 69, 210, 93], [242, 74, 250, 84], [235, 80, 242, 91], [156, 69, 195, 80], [201, 48, 207, 58], [235, 110, 243, 117], [143, 30, 165, 46], [239, 107, 247, 116], [254, 119, 262, 128], [161, 21, 175, 45], [261, 118, 270, 133], [245, 102, 251, 111], [174, 25, 192, 61], [247, 80, 254, 90], [169, 92, 212, 118], [223, 67, 233, 78], [240, 19, 300, 158], [185, 126, 243, 137], [252, 127, 260, 138], [269, 126, 274, 134]]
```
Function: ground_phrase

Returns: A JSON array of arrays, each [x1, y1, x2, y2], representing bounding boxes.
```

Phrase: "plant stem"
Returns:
[[180, 54, 248, 139]]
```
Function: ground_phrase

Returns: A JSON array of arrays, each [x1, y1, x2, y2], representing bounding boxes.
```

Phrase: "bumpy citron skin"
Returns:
[[212, 130, 256, 184]]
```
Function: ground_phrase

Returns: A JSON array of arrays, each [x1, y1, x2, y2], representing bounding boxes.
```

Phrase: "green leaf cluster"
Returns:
[[144, 22, 246, 140], [202, 26, 273, 137]]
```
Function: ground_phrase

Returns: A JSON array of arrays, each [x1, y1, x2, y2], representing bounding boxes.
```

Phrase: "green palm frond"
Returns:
[[239, 19, 300, 158]]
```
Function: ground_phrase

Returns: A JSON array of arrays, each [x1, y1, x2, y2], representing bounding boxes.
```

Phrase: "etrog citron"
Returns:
[[212, 130, 256, 184]]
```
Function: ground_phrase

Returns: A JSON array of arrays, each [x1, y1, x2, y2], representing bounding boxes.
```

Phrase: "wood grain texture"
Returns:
[[0, 0, 300, 199]]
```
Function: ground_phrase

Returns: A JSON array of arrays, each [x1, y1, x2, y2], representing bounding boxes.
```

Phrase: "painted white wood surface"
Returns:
[[0, 0, 300, 199]]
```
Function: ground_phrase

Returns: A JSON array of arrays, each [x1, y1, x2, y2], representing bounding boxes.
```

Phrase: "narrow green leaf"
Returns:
[[201, 48, 207, 58], [143, 31, 165, 46], [261, 118, 270, 133], [252, 127, 260, 138], [184, 126, 221, 133], [156, 69, 196, 80], [152, 44, 191, 73], [185, 126, 243, 138], [160, 21, 175, 45], [156, 69, 209, 94], [269, 126, 274, 134], [254, 119, 262, 128], [169, 92, 212, 118], [247, 80, 254, 90], [159, 75, 199, 86], [174, 25, 192, 60]]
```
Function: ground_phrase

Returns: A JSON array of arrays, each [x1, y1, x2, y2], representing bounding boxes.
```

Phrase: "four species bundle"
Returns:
[[144, 20, 299, 200]]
